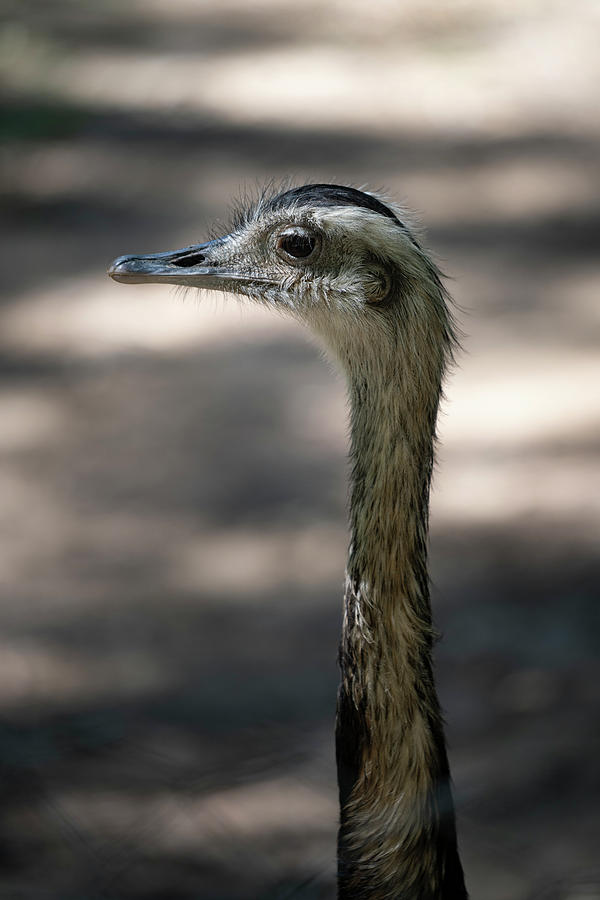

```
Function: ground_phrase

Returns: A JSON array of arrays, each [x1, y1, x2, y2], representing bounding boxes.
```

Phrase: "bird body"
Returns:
[[109, 184, 468, 899]]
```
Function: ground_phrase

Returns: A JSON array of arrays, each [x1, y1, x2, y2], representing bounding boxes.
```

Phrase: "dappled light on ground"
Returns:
[[1, 1, 599, 897]]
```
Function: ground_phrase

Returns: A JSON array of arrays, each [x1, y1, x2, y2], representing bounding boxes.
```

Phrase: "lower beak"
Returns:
[[107, 239, 272, 290]]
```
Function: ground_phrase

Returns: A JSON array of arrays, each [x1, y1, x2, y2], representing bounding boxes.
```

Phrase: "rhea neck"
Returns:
[[335, 345, 467, 899]]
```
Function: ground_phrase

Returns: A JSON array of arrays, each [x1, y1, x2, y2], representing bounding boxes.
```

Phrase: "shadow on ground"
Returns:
[[0, 335, 597, 898], [1, 2, 600, 897]]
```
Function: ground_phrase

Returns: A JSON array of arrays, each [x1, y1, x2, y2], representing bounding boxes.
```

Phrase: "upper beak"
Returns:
[[107, 238, 272, 290]]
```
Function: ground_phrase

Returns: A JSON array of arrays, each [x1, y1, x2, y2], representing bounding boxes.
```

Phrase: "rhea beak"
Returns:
[[107, 238, 273, 291]]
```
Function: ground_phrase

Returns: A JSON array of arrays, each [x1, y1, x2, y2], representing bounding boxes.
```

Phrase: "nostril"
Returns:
[[171, 252, 206, 268]]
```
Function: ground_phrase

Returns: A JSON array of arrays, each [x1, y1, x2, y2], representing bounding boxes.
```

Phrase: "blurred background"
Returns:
[[1, 0, 599, 897]]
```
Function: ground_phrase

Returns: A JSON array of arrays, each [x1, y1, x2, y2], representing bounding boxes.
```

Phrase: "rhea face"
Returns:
[[108, 183, 453, 374], [108, 185, 424, 309]]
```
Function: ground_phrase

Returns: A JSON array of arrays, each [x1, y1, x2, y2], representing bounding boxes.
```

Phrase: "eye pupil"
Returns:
[[278, 230, 316, 259]]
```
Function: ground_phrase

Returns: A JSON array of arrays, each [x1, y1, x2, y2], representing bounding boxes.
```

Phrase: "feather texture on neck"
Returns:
[[333, 277, 467, 900]]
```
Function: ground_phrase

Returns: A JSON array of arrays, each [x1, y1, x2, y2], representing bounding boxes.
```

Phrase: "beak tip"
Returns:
[[107, 255, 139, 283]]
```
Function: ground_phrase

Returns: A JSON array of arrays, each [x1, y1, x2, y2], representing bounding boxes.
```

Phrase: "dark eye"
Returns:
[[276, 226, 319, 263]]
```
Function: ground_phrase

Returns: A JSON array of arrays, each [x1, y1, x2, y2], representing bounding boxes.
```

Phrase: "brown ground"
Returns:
[[1, 1, 599, 898]]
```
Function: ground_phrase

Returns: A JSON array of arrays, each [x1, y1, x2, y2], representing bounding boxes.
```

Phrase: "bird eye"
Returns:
[[275, 226, 320, 263]]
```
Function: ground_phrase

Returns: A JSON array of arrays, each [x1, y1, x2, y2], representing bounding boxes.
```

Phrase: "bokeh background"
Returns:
[[1, 1, 599, 897]]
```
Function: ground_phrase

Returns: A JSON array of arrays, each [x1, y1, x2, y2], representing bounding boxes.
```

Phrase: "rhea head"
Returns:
[[108, 184, 455, 386]]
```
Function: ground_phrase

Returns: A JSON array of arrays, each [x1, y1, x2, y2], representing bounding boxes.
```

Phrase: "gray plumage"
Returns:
[[108, 183, 468, 899]]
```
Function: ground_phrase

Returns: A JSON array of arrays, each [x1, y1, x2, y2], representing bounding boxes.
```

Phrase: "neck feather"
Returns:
[[336, 363, 467, 900]]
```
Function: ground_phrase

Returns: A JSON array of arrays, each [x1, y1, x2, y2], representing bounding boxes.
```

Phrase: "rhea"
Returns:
[[108, 184, 468, 899]]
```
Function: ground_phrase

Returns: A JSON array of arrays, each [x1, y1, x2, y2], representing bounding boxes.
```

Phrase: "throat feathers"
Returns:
[[337, 370, 467, 899]]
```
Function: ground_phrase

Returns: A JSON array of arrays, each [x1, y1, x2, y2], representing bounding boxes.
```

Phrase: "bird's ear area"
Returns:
[[361, 261, 393, 306], [313, 205, 417, 299]]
